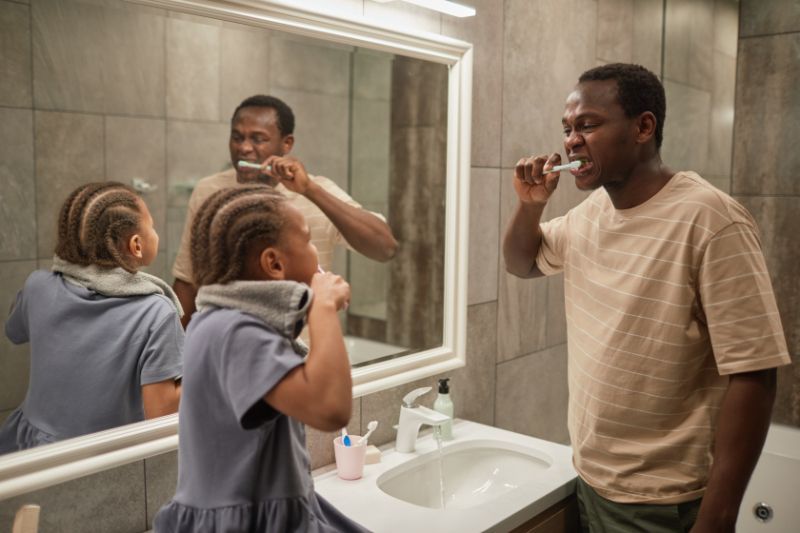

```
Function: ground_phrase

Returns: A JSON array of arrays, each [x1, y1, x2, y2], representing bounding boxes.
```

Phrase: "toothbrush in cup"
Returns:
[[357, 421, 378, 446], [341, 428, 351, 447]]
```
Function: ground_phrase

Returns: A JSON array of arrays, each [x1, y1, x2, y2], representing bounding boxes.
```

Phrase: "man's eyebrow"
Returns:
[[562, 112, 601, 124]]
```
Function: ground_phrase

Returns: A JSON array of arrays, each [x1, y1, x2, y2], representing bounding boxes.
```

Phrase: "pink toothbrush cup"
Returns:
[[333, 436, 366, 480]]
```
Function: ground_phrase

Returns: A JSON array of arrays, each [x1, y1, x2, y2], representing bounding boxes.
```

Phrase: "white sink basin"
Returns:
[[314, 420, 577, 533], [377, 439, 551, 509]]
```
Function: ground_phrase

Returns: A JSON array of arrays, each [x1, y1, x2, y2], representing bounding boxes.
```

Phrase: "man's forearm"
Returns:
[[502, 201, 546, 278], [304, 182, 398, 262], [692, 368, 777, 532]]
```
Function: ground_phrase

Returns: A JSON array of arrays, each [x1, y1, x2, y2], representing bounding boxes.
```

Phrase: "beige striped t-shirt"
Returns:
[[172, 168, 369, 284], [537, 171, 790, 504]]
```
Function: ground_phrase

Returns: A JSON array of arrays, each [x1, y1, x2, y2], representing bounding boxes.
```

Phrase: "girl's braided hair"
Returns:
[[190, 185, 287, 287], [55, 182, 144, 272]]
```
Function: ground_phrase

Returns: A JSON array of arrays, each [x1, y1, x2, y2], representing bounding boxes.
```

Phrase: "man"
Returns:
[[173, 95, 397, 327], [503, 64, 790, 532]]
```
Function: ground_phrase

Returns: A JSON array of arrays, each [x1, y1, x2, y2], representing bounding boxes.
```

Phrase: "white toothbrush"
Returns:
[[237, 160, 272, 172], [357, 420, 378, 445], [543, 160, 582, 173]]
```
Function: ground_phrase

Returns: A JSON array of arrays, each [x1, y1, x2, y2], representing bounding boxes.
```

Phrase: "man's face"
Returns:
[[561, 80, 638, 191], [229, 107, 293, 183]]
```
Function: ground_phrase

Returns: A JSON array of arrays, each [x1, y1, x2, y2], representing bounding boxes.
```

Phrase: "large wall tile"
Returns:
[[0, 460, 147, 533], [442, 0, 504, 168], [713, 0, 739, 57], [166, 16, 220, 121], [102, 1, 165, 117], [664, 0, 714, 91], [0, 1, 32, 108], [352, 49, 392, 102], [32, 0, 105, 113], [220, 22, 270, 119], [632, 0, 664, 76], [270, 35, 351, 97], [271, 88, 350, 189], [497, 170, 549, 362], [166, 119, 230, 208], [740, 0, 800, 37], [661, 80, 711, 174], [350, 98, 390, 204], [495, 343, 570, 444], [449, 301, 498, 426], [0, 107, 35, 260], [307, 399, 362, 470], [737, 196, 799, 426], [0, 260, 36, 412], [502, 0, 598, 167], [708, 51, 735, 179], [597, 0, 633, 63], [145, 451, 177, 527], [733, 33, 800, 196], [35, 111, 104, 258], [105, 116, 167, 243], [468, 167, 500, 305]]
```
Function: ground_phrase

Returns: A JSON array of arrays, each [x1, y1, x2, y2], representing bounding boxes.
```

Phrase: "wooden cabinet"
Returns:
[[509, 495, 580, 533]]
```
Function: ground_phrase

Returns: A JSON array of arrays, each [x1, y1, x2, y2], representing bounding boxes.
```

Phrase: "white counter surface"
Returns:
[[314, 419, 577, 533]]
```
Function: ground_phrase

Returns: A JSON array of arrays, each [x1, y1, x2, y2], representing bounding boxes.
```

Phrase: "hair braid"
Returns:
[[190, 185, 287, 287], [54, 182, 145, 272]]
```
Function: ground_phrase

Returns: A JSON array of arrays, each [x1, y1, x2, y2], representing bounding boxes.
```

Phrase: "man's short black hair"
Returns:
[[579, 63, 666, 149], [232, 95, 295, 136]]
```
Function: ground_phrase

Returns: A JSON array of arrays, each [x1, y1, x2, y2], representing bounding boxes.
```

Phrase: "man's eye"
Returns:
[[252, 136, 267, 144], [563, 128, 572, 136]]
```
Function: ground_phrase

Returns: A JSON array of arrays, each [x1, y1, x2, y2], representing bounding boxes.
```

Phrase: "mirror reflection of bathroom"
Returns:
[[0, 0, 446, 452]]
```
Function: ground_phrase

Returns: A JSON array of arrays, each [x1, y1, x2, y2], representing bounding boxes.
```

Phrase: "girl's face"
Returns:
[[276, 204, 319, 285], [135, 198, 159, 267]]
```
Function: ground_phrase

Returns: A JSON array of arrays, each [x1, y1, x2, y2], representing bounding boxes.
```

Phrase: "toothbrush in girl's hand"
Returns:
[[317, 265, 349, 310], [341, 427, 351, 447], [357, 421, 378, 445], [542, 160, 582, 173]]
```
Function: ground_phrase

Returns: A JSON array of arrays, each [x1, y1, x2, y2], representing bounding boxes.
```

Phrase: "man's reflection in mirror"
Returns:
[[0, 183, 184, 453], [172, 95, 398, 328]]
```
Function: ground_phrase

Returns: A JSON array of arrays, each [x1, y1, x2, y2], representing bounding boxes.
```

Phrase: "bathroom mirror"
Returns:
[[0, 0, 471, 494]]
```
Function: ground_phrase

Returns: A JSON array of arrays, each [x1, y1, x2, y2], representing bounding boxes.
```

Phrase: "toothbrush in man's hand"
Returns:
[[237, 160, 272, 172], [542, 160, 582, 173]]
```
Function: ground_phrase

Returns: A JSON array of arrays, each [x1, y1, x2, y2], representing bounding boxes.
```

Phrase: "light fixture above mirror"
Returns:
[[370, 0, 476, 18]]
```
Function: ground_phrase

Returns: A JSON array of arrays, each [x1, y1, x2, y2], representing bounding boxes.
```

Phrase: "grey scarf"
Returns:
[[196, 280, 312, 356], [52, 255, 183, 317]]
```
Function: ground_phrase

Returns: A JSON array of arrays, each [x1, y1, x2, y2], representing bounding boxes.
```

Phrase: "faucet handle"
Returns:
[[402, 386, 432, 408]]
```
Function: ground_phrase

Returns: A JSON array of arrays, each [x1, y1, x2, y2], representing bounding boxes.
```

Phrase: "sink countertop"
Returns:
[[314, 419, 578, 533]]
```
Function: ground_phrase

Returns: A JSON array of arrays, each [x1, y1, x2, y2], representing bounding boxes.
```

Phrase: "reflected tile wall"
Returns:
[[220, 22, 270, 121], [0, 107, 35, 261], [661, 80, 711, 173], [35, 111, 104, 258], [597, 0, 634, 63], [0, 0, 32, 108], [166, 16, 220, 121], [664, 0, 714, 91], [740, 0, 800, 37]]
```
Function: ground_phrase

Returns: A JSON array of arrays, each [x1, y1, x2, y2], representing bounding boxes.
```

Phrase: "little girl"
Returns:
[[0, 182, 183, 453], [154, 185, 367, 532]]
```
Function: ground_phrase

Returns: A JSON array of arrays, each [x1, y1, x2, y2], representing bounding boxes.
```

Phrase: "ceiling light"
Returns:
[[371, 0, 476, 18]]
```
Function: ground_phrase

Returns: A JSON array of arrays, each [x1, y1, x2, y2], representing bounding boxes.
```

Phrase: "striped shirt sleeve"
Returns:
[[698, 222, 791, 375], [536, 214, 569, 276]]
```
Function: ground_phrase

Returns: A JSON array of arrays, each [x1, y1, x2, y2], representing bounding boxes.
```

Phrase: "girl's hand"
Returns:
[[311, 271, 350, 312], [513, 153, 561, 206]]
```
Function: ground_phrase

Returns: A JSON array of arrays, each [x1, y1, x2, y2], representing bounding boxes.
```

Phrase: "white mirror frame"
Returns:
[[0, 0, 471, 500]]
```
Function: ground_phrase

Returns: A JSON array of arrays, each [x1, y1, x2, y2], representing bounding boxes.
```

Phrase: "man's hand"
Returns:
[[263, 155, 312, 195], [514, 153, 562, 206]]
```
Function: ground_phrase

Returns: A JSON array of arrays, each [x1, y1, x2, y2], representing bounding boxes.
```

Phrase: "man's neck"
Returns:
[[604, 156, 674, 210]]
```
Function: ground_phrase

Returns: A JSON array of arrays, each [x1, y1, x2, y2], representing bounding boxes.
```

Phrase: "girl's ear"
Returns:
[[128, 233, 144, 259], [259, 247, 285, 280]]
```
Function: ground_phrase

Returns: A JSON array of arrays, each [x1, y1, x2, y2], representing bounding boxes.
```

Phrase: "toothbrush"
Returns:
[[341, 428, 351, 447], [542, 160, 582, 173], [237, 160, 272, 172], [357, 420, 378, 445]]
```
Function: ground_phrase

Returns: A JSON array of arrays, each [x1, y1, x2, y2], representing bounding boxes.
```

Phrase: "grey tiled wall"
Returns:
[[734, 0, 800, 426]]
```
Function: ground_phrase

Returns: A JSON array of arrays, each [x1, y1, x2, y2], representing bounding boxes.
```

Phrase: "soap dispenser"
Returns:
[[433, 378, 454, 440]]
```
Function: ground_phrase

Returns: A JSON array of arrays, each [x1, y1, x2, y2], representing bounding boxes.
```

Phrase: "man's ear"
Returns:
[[281, 134, 295, 156], [259, 247, 286, 280], [635, 111, 657, 145], [128, 233, 144, 259]]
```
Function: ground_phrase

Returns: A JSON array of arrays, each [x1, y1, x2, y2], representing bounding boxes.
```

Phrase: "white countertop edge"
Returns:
[[313, 419, 578, 533]]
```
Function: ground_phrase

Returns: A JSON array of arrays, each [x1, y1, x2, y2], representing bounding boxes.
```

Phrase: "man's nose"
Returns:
[[239, 139, 254, 152], [564, 130, 584, 151]]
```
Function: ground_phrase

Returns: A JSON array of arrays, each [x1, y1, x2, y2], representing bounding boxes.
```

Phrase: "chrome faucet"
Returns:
[[395, 386, 451, 453]]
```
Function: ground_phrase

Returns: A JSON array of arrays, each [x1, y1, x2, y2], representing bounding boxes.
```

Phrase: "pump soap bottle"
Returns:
[[433, 378, 454, 440]]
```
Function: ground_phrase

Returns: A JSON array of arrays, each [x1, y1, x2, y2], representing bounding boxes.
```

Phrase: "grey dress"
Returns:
[[153, 286, 368, 533], [0, 270, 184, 452]]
